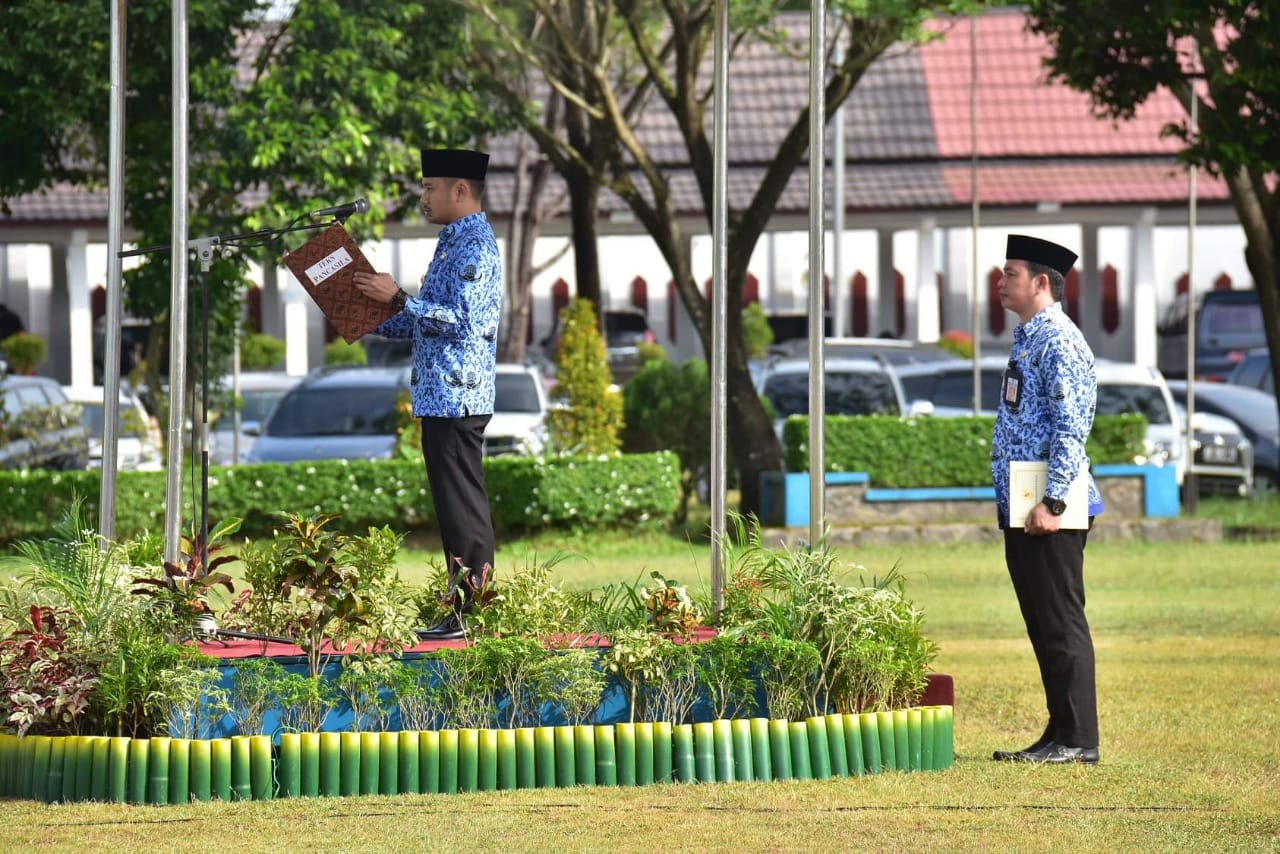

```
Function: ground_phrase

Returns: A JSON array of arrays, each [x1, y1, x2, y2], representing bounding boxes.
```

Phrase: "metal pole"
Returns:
[[969, 15, 982, 413], [807, 1, 827, 547], [709, 0, 729, 611], [831, 40, 846, 339], [164, 0, 190, 563], [100, 0, 127, 544], [1184, 78, 1199, 508]]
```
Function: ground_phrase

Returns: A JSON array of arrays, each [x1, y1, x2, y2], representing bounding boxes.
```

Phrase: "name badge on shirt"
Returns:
[[1002, 360, 1023, 411]]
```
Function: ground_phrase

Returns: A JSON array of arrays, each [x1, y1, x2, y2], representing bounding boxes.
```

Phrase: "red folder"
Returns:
[[282, 224, 396, 344]]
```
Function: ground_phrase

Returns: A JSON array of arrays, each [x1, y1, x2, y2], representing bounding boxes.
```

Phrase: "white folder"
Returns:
[[1008, 461, 1090, 529]]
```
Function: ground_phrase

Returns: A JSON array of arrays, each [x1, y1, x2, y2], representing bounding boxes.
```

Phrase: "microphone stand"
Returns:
[[118, 214, 352, 584]]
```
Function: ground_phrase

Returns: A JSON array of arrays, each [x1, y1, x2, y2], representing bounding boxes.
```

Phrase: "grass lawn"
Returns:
[[1, 527, 1276, 852]]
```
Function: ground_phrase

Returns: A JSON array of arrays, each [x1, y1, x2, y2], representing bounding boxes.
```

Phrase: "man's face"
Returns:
[[998, 259, 1045, 318], [420, 177, 458, 224]]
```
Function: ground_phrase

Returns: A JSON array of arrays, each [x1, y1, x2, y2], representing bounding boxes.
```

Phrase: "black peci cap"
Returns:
[[420, 148, 489, 181], [1005, 234, 1078, 276]]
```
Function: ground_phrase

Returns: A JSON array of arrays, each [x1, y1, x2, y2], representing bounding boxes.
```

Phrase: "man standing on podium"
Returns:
[[353, 148, 501, 640], [990, 234, 1104, 765]]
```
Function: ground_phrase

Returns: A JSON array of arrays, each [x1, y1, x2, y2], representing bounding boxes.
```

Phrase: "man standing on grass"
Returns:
[[990, 234, 1104, 765]]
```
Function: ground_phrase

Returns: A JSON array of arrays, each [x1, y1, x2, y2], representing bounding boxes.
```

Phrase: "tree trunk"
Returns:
[[565, 171, 602, 309]]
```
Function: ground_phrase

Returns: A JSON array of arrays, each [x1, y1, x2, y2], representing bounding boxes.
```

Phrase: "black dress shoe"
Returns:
[[416, 613, 467, 640], [993, 737, 1050, 762], [1016, 741, 1099, 764]]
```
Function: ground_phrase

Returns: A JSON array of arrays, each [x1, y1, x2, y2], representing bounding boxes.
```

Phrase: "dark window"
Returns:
[[763, 370, 900, 418], [241, 389, 290, 423], [265, 387, 400, 436], [1096, 384, 1172, 425], [933, 370, 1002, 411], [495, 374, 540, 413]]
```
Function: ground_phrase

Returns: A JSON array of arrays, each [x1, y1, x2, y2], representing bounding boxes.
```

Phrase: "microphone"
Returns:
[[308, 197, 370, 220]]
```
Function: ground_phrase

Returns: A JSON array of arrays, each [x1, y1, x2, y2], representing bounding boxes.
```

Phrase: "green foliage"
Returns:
[[323, 338, 368, 366], [0, 606, 99, 736], [782, 414, 1148, 483], [130, 518, 241, 639], [694, 635, 757, 721], [0, 332, 46, 375], [0, 452, 682, 544], [228, 657, 287, 737], [742, 302, 774, 359], [472, 551, 588, 646], [271, 672, 337, 734], [239, 333, 287, 371], [337, 653, 397, 732], [622, 359, 710, 523], [743, 634, 822, 722], [535, 649, 606, 726], [548, 298, 624, 455]]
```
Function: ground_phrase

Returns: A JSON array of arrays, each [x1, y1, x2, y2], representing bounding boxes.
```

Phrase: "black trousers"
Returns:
[[1003, 525, 1099, 749], [420, 415, 495, 608]]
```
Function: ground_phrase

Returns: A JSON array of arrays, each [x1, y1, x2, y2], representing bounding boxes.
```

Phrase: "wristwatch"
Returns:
[[389, 288, 409, 312], [1041, 496, 1067, 516]]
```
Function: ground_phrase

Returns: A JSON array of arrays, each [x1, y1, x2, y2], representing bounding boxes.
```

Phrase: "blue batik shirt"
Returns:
[[371, 211, 502, 418], [991, 302, 1105, 528]]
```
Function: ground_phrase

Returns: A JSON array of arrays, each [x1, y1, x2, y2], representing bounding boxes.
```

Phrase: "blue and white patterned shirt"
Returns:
[[991, 303, 1105, 528], [371, 211, 502, 418]]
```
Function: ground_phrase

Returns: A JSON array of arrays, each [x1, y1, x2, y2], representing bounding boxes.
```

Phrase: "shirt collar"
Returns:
[[1013, 301, 1063, 343], [439, 210, 486, 241]]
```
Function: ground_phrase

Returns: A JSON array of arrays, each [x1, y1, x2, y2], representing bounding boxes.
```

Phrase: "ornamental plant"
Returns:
[[238, 332, 286, 370], [547, 297, 623, 455], [0, 606, 98, 736], [131, 518, 241, 639], [0, 331, 47, 375]]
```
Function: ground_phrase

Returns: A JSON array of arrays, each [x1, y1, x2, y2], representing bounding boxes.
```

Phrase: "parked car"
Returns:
[[756, 356, 920, 439], [485, 365, 550, 457], [1168, 380, 1279, 497], [245, 366, 411, 464], [1, 373, 90, 471], [768, 336, 955, 366], [540, 308, 656, 384], [61, 384, 163, 472], [1157, 288, 1264, 381], [209, 371, 302, 465], [1173, 402, 1254, 497], [1226, 347, 1274, 396], [898, 357, 1188, 482]]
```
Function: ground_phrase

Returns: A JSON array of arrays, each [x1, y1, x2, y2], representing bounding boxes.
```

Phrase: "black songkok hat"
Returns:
[[420, 148, 489, 181], [1005, 234, 1078, 277]]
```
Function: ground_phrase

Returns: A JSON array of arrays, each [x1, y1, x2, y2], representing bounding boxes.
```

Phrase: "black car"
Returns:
[[1168, 380, 1279, 497], [1, 374, 91, 471], [1226, 348, 1274, 396]]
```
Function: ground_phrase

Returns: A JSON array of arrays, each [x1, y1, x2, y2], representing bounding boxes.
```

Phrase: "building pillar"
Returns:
[[2, 245, 35, 343], [876, 229, 896, 339], [260, 263, 283, 339], [1129, 209, 1158, 367], [912, 218, 940, 342], [50, 236, 91, 384], [1079, 224, 1102, 345]]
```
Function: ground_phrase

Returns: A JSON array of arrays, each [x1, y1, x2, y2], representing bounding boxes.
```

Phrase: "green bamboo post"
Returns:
[[147, 736, 172, 804], [319, 732, 342, 798], [278, 733, 301, 799], [653, 722, 674, 784], [805, 715, 833, 780], [419, 730, 441, 795], [0, 734, 12, 797], [18, 734, 40, 800], [250, 735, 273, 801], [230, 736, 253, 801], [359, 731, 381, 796], [380, 731, 400, 795], [907, 708, 923, 771], [90, 736, 111, 802], [339, 732, 361, 797], [824, 715, 849, 778], [712, 719, 734, 783], [478, 728, 498, 792], [398, 731, 420, 795], [457, 729, 480, 794], [189, 738, 212, 803], [573, 725, 595, 787], [691, 722, 715, 783], [672, 724, 695, 784], [30, 736, 53, 803], [616, 723, 637, 787], [496, 729, 517, 791], [128, 737, 149, 805], [63, 735, 84, 803], [594, 725, 618, 786], [533, 726, 555, 789], [920, 707, 935, 771], [301, 732, 322, 797], [514, 727, 536, 790], [107, 737, 129, 804], [768, 719, 792, 782], [933, 705, 954, 769], [634, 722, 655, 786], [45, 736, 66, 803], [210, 738, 232, 801], [553, 726, 575, 788], [169, 738, 191, 805], [859, 713, 881, 774], [748, 718, 771, 782], [731, 718, 753, 782], [876, 711, 896, 771], [74, 735, 96, 802], [893, 710, 910, 772], [841, 714, 865, 776], [788, 721, 812, 781], [438, 729, 459, 794]]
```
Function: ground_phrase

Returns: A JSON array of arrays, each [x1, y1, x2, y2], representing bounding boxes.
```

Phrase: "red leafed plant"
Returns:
[[132, 519, 239, 630], [0, 605, 99, 736]]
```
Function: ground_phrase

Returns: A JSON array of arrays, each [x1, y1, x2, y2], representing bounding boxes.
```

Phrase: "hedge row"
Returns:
[[782, 414, 1148, 487], [0, 452, 681, 543]]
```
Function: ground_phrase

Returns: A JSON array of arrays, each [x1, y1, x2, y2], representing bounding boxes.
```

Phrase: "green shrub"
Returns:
[[0, 332, 46, 375], [622, 358, 710, 523], [782, 413, 1147, 485], [324, 338, 367, 366], [239, 333, 286, 370], [547, 297, 623, 454], [742, 302, 774, 359]]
